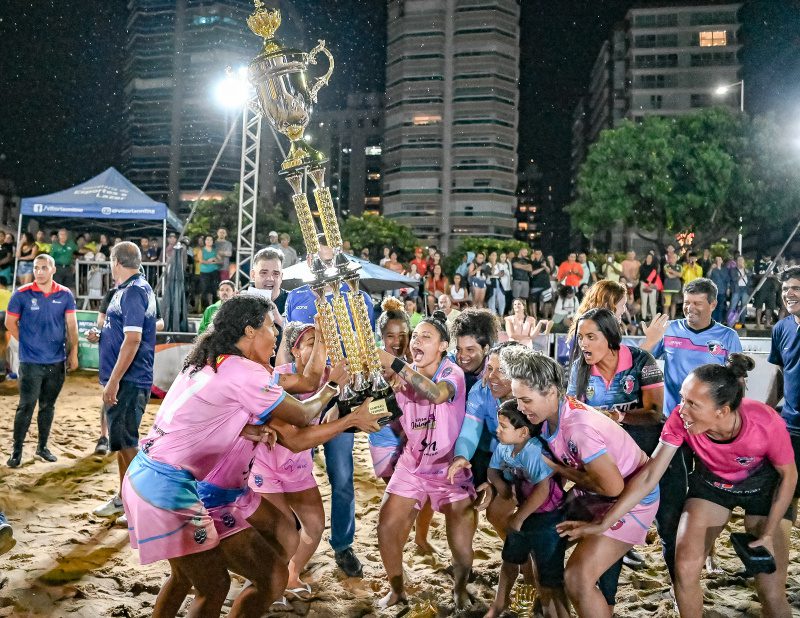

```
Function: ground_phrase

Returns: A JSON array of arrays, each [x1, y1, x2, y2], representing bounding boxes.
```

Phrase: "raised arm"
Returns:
[[379, 349, 453, 404]]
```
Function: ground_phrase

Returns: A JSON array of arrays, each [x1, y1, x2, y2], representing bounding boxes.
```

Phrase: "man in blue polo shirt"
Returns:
[[767, 266, 800, 503], [5, 254, 78, 467], [282, 237, 374, 578], [90, 242, 156, 522]]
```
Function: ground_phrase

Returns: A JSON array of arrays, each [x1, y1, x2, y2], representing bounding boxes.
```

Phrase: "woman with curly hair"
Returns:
[[121, 296, 356, 617]]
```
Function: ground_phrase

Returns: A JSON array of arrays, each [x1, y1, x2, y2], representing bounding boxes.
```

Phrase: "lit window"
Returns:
[[699, 31, 727, 47], [412, 114, 442, 126], [364, 146, 382, 156], [518, 222, 528, 231], [367, 172, 381, 180]]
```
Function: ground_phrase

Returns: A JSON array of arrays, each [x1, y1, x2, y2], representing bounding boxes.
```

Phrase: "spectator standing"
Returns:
[[97, 233, 112, 259], [15, 232, 39, 285], [527, 249, 550, 318], [191, 236, 204, 311], [5, 254, 78, 467], [437, 294, 461, 352], [92, 242, 156, 522], [49, 229, 77, 288], [214, 228, 233, 278], [197, 279, 236, 334], [278, 232, 299, 268], [240, 247, 287, 332], [752, 254, 780, 327], [556, 252, 584, 289], [163, 232, 177, 263], [698, 248, 713, 275], [510, 248, 532, 302], [497, 251, 512, 315], [267, 230, 281, 251], [767, 266, 800, 505], [34, 230, 50, 255], [486, 251, 506, 317], [662, 253, 683, 319], [729, 255, 751, 323], [681, 252, 703, 286], [600, 252, 622, 282], [577, 252, 596, 286], [639, 253, 661, 321], [621, 250, 641, 299], [198, 235, 220, 310], [708, 256, 732, 323], [468, 252, 489, 308], [283, 238, 375, 578]]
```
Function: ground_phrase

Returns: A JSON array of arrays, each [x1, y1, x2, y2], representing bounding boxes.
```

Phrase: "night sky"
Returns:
[[1, 1, 798, 203]]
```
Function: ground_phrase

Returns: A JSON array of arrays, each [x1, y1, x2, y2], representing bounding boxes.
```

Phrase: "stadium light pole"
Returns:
[[714, 79, 745, 253]]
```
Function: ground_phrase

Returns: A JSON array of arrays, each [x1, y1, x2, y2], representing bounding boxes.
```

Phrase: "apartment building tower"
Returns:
[[383, 0, 520, 250]]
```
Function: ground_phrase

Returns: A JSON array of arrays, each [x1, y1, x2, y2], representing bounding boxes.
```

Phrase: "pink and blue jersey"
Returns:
[[660, 398, 794, 483], [140, 355, 285, 479], [490, 439, 563, 513], [395, 357, 467, 481], [651, 319, 742, 415], [567, 344, 663, 413]]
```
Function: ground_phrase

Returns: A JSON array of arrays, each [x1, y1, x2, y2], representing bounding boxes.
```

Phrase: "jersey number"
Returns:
[[159, 372, 211, 425]]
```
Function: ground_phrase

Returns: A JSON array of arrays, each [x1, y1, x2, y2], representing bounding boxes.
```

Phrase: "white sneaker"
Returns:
[[115, 514, 128, 527], [93, 495, 124, 518]]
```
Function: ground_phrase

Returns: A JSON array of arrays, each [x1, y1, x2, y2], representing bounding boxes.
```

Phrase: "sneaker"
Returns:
[[94, 437, 110, 456], [6, 451, 22, 468], [623, 548, 646, 570], [115, 514, 128, 527], [94, 495, 124, 518], [35, 447, 57, 463], [334, 547, 363, 578], [0, 513, 15, 556]]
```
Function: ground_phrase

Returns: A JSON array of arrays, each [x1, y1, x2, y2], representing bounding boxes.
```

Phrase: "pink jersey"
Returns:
[[141, 355, 286, 480], [394, 357, 467, 481], [543, 397, 645, 478], [660, 398, 794, 482], [249, 362, 322, 493]]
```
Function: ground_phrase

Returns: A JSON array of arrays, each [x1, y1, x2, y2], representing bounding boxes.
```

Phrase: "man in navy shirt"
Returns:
[[282, 238, 374, 578], [767, 266, 800, 501], [90, 242, 156, 522], [5, 254, 78, 467]]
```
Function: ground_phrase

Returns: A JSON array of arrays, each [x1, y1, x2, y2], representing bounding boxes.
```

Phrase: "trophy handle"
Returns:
[[306, 40, 334, 103]]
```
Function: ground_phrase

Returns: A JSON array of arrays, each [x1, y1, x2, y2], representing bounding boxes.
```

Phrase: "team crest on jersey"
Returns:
[[735, 456, 755, 466], [622, 375, 636, 395], [30, 298, 39, 311], [568, 439, 579, 457], [706, 340, 725, 355], [253, 474, 263, 487], [439, 366, 452, 379], [586, 384, 595, 400]]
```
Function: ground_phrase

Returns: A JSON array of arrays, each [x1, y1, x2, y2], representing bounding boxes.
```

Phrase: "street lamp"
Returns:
[[714, 79, 745, 253], [213, 66, 252, 109]]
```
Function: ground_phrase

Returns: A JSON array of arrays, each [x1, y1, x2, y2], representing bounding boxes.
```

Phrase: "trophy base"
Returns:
[[338, 388, 401, 433]]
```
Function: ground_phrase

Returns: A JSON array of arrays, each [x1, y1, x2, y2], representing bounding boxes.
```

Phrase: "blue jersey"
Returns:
[[651, 319, 742, 416], [6, 282, 76, 364], [284, 282, 375, 331], [99, 274, 156, 389], [490, 439, 553, 486], [768, 316, 800, 435], [567, 345, 663, 413], [454, 379, 500, 460]]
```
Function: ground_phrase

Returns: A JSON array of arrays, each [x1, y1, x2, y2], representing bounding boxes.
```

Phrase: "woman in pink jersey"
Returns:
[[248, 321, 385, 601], [559, 355, 797, 618], [500, 346, 657, 618], [121, 296, 352, 618], [376, 310, 477, 610]]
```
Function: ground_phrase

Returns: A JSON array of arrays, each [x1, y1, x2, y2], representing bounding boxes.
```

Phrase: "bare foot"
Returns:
[[453, 589, 474, 611], [483, 605, 503, 618], [414, 537, 437, 555], [378, 589, 407, 609], [705, 555, 723, 575]]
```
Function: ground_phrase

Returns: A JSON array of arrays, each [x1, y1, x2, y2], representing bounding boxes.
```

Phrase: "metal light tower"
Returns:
[[234, 98, 262, 289]]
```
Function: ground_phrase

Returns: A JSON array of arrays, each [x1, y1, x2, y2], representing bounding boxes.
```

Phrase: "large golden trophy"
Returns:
[[246, 1, 399, 426]]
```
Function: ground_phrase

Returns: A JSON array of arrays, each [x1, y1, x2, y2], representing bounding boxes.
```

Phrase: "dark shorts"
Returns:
[[791, 433, 800, 499], [469, 448, 493, 488], [502, 509, 566, 588], [688, 461, 796, 521], [528, 287, 547, 302], [106, 380, 150, 451]]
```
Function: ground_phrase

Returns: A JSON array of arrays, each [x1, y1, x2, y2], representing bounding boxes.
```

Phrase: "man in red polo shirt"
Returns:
[[5, 254, 78, 467], [410, 247, 428, 277], [557, 251, 584, 290]]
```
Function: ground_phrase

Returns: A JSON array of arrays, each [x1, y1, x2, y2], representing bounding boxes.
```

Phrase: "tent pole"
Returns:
[[162, 219, 167, 297], [12, 215, 22, 289]]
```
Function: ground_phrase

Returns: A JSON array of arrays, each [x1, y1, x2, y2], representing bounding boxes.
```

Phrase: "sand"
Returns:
[[1, 371, 799, 617]]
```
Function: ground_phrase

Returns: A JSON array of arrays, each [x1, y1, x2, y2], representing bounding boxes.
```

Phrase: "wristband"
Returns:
[[391, 357, 406, 374], [325, 381, 340, 395]]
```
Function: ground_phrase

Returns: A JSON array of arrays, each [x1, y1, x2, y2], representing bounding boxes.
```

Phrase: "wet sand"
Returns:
[[0, 372, 798, 617]]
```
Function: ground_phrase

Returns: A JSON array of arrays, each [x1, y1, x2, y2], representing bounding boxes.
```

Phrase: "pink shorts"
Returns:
[[369, 444, 401, 479], [122, 455, 218, 565], [250, 445, 317, 494], [603, 496, 660, 546], [206, 489, 260, 541], [386, 464, 476, 513]]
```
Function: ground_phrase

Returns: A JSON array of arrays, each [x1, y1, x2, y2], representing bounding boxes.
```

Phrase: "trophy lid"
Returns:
[[247, 2, 303, 59]]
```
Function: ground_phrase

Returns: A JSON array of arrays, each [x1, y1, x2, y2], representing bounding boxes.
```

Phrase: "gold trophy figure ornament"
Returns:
[[509, 582, 537, 617]]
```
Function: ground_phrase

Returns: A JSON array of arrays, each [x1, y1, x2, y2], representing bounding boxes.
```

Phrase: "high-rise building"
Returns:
[[383, 0, 520, 251], [312, 93, 384, 219], [122, 0, 306, 214]]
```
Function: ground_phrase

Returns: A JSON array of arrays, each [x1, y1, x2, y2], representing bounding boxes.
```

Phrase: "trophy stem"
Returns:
[[285, 172, 320, 258], [349, 288, 381, 375], [331, 289, 365, 380], [308, 167, 343, 250], [313, 295, 344, 366]]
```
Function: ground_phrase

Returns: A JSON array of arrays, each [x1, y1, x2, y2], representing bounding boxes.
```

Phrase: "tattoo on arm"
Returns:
[[402, 366, 441, 402]]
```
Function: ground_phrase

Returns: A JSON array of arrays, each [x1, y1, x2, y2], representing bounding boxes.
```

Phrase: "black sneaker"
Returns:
[[35, 447, 57, 463], [6, 452, 21, 468], [623, 548, 646, 570], [334, 547, 363, 578], [94, 437, 110, 456]]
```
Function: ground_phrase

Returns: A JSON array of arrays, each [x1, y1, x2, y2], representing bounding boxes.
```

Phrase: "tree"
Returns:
[[567, 108, 800, 249], [339, 214, 419, 261]]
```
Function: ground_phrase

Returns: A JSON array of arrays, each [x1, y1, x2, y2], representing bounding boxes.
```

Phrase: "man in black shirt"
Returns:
[[529, 249, 551, 319], [510, 248, 532, 301]]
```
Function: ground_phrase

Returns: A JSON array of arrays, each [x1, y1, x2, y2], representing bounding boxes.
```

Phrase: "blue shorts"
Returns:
[[17, 261, 33, 276], [469, 277, 487, 289]]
